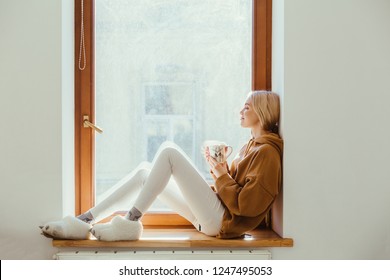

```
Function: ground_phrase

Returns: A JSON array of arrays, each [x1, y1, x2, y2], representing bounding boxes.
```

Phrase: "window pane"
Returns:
[[95, 0, 252, 209], [145, 84, 193, 115]]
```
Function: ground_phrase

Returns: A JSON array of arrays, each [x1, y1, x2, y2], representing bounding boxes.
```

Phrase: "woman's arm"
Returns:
[[214, 146, 281, 217]]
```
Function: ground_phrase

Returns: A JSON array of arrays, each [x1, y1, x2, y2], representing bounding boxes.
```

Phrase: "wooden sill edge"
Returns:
[[52, 228, 293, 248], [53, 212, 293, 248]]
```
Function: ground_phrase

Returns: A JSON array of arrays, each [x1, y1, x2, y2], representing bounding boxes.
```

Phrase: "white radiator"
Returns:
[[54, 249, 271, 260]]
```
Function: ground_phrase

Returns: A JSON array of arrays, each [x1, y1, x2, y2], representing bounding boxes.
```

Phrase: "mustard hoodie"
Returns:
[[215, 133, 283, 239]]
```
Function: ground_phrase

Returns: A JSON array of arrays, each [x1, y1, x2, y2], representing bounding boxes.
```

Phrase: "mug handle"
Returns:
[[225, 146, 233, 158]]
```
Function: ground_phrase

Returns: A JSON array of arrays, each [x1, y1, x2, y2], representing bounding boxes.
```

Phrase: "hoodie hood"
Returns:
[[248, 133, 283, 156]]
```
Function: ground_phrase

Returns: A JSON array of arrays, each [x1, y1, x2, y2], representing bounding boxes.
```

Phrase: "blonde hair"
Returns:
[[248, 91, 280, 133]]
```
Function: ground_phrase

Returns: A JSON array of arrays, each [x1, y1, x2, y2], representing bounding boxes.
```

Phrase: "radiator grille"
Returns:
[[54, 249, 271, 260]]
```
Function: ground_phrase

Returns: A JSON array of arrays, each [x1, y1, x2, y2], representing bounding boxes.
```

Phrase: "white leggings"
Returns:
[[89, 142, 225, 236]]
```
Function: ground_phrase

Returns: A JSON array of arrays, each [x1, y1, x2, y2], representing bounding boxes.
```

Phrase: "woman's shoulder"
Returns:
[[251, 143, 282, 161]]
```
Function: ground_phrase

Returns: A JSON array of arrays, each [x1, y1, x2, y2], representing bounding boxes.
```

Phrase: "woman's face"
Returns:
[[240, 98, 260, 128]]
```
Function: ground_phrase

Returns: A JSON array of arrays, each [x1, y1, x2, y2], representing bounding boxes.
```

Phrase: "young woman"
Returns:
[[41, 90, 283, 241]]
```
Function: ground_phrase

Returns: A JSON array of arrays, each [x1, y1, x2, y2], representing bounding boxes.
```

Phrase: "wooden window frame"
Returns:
[[74, 0, 273, 223]]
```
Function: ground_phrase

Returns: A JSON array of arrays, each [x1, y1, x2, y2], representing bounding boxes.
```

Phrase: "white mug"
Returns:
[[203, 140, 233, 163]]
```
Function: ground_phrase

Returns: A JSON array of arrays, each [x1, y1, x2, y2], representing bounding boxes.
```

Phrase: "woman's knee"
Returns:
[[157, 142, 182, 158], [158, 141, 179, 153]]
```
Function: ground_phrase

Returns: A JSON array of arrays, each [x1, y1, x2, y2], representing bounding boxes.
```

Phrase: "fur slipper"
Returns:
[[41, 216, 91, 240], [91, 216, 143, 241]]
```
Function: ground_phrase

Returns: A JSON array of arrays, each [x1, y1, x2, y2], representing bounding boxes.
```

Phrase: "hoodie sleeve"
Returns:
[[214, 145, 281, 217]]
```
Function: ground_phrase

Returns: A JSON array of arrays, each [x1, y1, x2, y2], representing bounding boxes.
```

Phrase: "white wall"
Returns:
[[271, 0, 390, 259], [0, 0, 389, 260], [0, 0, 67, 259]]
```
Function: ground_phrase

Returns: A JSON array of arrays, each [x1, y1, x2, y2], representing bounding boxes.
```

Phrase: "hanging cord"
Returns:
[[78, 0, 86, 71]]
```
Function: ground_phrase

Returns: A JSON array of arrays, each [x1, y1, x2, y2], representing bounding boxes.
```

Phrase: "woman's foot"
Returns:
[[90, 216, 143, 241], [40, 216, 92, 239]]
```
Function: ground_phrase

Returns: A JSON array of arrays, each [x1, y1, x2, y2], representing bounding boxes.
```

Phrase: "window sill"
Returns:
[[52, 226, 293, 249]]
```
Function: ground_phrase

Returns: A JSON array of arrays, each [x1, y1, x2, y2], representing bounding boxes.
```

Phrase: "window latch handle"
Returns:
[[83, 115, 103, 134]]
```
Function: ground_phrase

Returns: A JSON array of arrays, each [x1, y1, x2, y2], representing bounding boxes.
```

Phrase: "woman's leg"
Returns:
[[41, 162, 151, 239], [92, 142, 225, 240], [134, 142, 225, 235], [41, 160, 196, 240], [42, 142, 224, 240], [89, 159, 198, 226], [88, 162, 151, 222], [153, 178, 198, 224]]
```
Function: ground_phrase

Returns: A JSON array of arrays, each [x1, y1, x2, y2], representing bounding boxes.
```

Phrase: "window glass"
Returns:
[[95, 0, 252, 210]]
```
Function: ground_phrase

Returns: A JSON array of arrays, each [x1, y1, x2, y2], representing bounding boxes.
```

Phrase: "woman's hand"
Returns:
[[207, 156, 228, 179]]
